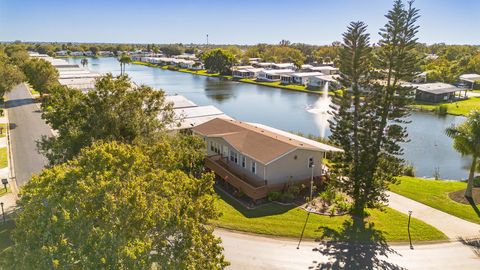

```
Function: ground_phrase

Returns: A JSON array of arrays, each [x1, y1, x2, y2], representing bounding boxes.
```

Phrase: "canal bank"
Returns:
[[64, 57, 471, 180]]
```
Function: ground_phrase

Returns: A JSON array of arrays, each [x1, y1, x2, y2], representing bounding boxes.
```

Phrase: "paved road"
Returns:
[[387, 191, 480, 239], [217, 229, 480, 270], [6, 84, 52, 187]]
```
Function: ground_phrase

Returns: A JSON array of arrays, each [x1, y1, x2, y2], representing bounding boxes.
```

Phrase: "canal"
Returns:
[[66, 57, 470, 180]]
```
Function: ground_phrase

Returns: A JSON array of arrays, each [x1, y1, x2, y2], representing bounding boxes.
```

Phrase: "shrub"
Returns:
[[403, 164, 415, 177], [435, 104, 448, 115], [267, 191, 281, 202], [474, 176, 480, 188]]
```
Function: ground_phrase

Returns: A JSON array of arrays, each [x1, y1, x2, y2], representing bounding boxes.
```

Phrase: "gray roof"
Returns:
[[412, 83, 463, 95]]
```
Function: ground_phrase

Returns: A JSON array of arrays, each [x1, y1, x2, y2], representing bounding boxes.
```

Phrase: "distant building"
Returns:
[[232, 68, 264, 79], [307, 75, 340, 90], [55, 50, 68, 56], [281, 72, 323, 85], [271, 63, 295, 70], [307, 66, 339, 75], [70, 51, 84, 57], [412, 82, 467, 103], [192, 118, 342, 201], [459, 74, 480, 89], [257, 69, 295, 82]]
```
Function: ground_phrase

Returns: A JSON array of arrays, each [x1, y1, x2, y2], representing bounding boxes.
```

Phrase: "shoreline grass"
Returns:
[[412, 97, 480, 116], [212, 190, 447, 242], [390, 176, 480, 224], [132, 61, 325, 95], [0, 148, 7, 168]]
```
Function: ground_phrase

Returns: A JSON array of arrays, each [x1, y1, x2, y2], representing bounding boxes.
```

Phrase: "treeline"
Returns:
[[0, 44, 59, 100]]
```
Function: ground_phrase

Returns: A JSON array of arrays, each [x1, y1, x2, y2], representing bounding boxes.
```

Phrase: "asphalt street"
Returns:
[[6, 84, 52, 187]]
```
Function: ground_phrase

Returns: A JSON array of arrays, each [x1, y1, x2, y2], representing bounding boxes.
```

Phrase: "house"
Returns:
[[282, 72, 324, 85], [459, 74, 480, 89], [308, 66, 339, 75], [169, 105, 232, 130], [271, 63, 295, 70], [412, 71, 429, 83], [232, 68, 264, 79], [413, 82, 467, 103], [253, 62, 275, 69], [308, 75, 340, 90], [192, 118, 342, 201], [98, 51, 114, 56], [257, 69, 295, 82], [70, 51, 84, 57], [84, 51, 94, 57], [55, 50, 68, 56]]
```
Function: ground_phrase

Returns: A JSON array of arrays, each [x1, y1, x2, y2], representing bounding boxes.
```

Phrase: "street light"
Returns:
[[408, 210, 413, 250], [1, 178, 7, 192], [310, 164, 315, 203]]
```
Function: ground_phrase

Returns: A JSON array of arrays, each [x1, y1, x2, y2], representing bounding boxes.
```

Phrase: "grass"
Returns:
[[212, 191, 447, 242], [0, 148, 6, 168], [413, 97, 480, 116], [0, 219, 14, 256], [238, 78, 326, 95], [390, 176, 480, 224]]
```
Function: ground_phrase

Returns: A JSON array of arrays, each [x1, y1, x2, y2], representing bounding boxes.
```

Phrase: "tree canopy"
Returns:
[[202, 49, 236, 75], [7, 141, 227, 270], [0, 55, 26, 97], [22, 58, 59, 96], [38, 74, 175, 165]]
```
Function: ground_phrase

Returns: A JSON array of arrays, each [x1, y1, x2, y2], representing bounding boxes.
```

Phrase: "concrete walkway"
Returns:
[[387, 191, 480, 239]]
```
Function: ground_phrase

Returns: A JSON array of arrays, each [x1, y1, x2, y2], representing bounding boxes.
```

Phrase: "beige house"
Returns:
[[192, 118, 342, 201]]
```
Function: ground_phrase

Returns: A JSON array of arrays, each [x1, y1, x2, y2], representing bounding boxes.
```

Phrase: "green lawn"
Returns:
[[239, 78, 326, 95], [0, 220, 13, 256], [390, 176, 480, 224], [413, 97, 480, 116], [212, 191, 446, 242], [0, 148, 6, 168]]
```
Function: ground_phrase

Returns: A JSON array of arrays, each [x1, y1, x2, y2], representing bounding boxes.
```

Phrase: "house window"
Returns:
[[210, 141, 214, 152], [308, 157, 314, 168], [230, 149, 235, 162], [241, 156, 246, 168], [251, 161, 257, 174]]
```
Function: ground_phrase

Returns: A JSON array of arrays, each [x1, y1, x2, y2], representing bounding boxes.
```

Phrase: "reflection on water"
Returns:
[[65, 57, 469, 180]]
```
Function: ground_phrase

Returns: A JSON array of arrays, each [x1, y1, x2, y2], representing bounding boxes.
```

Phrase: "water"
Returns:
[[67, 57, 470, 180]]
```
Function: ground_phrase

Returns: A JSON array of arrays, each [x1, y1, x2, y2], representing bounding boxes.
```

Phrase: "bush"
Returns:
[[474, 176, 480, 188], [267, 191, 281, 202], [403, 164, 415, 177], [435, 104, 448, 115]]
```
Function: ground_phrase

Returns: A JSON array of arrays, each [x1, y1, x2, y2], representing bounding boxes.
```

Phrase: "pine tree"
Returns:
[[329, 0, 420, 218]]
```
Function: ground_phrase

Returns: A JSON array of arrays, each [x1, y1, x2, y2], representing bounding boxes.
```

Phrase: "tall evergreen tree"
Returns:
[[329, 0, 420, 217]]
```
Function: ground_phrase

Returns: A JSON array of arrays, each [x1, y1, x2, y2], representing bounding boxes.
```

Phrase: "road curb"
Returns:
[[4, 102, 19, 200]]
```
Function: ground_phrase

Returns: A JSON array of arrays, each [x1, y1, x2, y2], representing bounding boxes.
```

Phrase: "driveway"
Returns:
[[5, 84, 52, 187]]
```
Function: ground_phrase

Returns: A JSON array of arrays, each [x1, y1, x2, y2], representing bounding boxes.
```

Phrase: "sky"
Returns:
[[0, 0, 479, 45]]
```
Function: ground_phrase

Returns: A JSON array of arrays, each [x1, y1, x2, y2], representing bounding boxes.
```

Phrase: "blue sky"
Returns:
[[0, 0, 479, 45]]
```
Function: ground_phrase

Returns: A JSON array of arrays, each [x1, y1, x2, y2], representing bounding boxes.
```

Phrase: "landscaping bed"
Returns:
[[448, 188, 480, 205], [390, 176, 480, 224], [212, 189, 447, 241]]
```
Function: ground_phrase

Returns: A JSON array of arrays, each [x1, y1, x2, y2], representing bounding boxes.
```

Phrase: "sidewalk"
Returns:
[[387, 191, 480, 239]]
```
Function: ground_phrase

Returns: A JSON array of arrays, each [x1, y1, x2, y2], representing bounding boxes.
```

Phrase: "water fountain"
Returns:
[[306, 81, 333, 138]]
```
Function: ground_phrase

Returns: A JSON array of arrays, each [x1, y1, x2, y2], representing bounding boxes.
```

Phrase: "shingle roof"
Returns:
[[192, 118, 342, 164]]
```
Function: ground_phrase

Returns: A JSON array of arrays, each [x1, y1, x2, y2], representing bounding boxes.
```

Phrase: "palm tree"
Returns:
[[446, 110, 480, 199], [118, 53, 132, 75], [80, 58, 88, 68]]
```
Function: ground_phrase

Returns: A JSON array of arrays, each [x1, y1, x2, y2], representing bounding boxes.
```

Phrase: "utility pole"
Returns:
[[206, 34, 209, 47]]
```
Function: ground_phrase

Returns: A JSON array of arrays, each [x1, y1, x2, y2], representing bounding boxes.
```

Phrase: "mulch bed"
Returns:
[[448, 188, 480, 205]]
